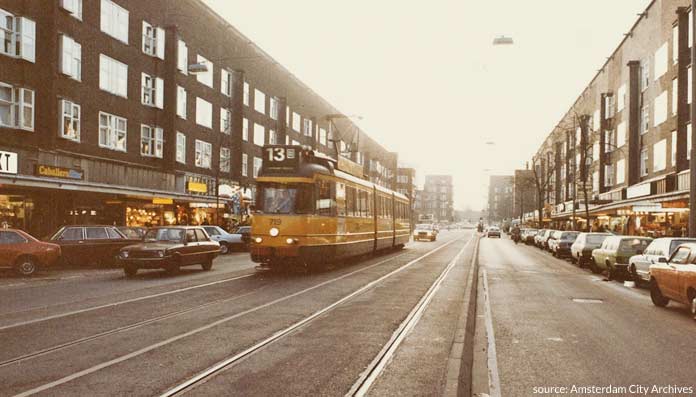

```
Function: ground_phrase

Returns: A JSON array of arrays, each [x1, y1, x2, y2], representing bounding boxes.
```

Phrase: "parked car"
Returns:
[[0, 228, 61, 276], [522, 228, 538, 245], [649, 243, 696, 318], [591, 236, 652, 279], [202, 225, 245, 254], [629, 237, 696, 285], [118, 226, 220, 277], [414, 224, 437, 241], [234, 226, 252, 248], [570, 232, 612, 267], [547, 231, 563, 253], [48, 225, 141, 267], [540, 230, 557, 250], [486, 226, 501, 238], [534, 229, 547, 247], [550, 231, 579, 258], [117, 226, 147, 239]]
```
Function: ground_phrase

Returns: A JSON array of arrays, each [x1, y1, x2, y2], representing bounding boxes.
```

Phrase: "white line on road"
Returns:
[[0, 273, 255, 332], [482, 269, 502, 397], [14, 239, 461, 397]]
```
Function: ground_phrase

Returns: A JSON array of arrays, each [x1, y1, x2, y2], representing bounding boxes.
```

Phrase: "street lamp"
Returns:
[[492, 36, 514, 45]]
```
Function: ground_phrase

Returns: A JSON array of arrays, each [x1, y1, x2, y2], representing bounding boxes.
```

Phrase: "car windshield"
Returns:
[[416, 224, 433, 230], [144, 228, 185, 242], [257, 183, 314, 214]]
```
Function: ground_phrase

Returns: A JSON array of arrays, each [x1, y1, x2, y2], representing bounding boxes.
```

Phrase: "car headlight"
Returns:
[[157, 250, 165, 258], [269, 228, 279, 237], [120, 251, 129, 258], [255, 237, 263, 244]]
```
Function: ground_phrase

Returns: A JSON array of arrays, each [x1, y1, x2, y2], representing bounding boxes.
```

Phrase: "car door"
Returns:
[[56, 227, 86, 265], [183, 229, 198, 265], [195, 229, 214, 261], [84, 227, 114, 264], [634, 241, 656, 279], [661, 246, 691, 299]]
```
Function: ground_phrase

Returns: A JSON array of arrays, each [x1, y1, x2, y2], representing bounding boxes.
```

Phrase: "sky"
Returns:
[[203, 0, 652, 211]]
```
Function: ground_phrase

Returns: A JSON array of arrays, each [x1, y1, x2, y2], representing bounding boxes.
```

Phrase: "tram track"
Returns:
[[8, 238, 468, 397], [157, 236, 472, 397]]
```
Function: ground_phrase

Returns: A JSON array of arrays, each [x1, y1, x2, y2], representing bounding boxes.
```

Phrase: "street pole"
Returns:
[[691, 0, 696, 237]]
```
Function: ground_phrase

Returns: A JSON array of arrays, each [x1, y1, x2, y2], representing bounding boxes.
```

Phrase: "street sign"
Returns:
[[0, 151, 18, 175]]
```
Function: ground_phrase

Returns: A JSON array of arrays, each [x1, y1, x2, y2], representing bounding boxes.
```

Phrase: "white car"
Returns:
[[486, 226, 501, 238], [202, 226, 245, 254], [629, 237, 696, 284], [414, 224, 437, 241]]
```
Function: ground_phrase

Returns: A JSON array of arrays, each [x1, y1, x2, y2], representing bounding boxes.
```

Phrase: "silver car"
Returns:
[[202, 226, 244, 254], [629, 237, 696, 284]]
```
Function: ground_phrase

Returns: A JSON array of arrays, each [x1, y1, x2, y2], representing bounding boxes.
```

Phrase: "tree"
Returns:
[[530, 155, 558, 227]]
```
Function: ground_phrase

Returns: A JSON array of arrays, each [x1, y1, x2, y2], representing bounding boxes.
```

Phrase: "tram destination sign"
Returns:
[[263, 145, 301, 174]]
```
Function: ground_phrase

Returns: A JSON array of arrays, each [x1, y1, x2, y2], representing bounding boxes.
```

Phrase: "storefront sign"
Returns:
[[189, 203, 225, 208], [152, 198, 174, 205], [0, 151, 18, 175], [626, 183, 651, 199], [187, 181, 208, 194], [35, 164, 84, 180]]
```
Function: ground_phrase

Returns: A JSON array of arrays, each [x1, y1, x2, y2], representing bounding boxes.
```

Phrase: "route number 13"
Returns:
[[266, 147, 285, 161]]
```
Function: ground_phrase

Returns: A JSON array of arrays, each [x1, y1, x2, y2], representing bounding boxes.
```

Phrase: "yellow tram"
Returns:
[[250, 145, 411, 268]]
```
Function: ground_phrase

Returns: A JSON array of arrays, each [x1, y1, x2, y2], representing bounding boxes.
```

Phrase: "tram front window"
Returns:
[[259, 184, 314, 214]]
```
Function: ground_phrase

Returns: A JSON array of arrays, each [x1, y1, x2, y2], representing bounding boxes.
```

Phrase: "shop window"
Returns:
[[141, 125, 163, 158], [98, 111, 127, 152], [0, 83, 34, 131], [60, 99, 80, 141]]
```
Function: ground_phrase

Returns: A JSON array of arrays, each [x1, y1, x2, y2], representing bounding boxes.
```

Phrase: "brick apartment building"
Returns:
[[527, 0, 694, 236], [414, 175, 454, 223], [0, 0, 397, 237], [487, 175, 513, 223]]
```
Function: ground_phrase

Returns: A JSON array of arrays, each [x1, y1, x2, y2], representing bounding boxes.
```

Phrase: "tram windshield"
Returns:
[[258, 183, 314, 214]]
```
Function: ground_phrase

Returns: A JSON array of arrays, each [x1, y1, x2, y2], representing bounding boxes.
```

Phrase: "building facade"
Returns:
[[415, 175, 454, 223], [487, 175, 514, 223], [0, 0, 397, 237], [527, 0, 692, 236]]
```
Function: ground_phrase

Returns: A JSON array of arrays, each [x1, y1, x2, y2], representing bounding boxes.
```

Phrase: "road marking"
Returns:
[[350, 237, 473, 397], [0, 273, 255, 332], [571, 298, 603, 304], [546, 337, 563, 342], [14, 238, 462, 397], [482, 269, 502, 397]]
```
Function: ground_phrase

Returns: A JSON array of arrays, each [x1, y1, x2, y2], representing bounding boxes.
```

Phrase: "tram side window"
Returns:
[[359, 190, 369, 218], [316, 179, 335, 216], [336, 183, 346, 217], [345, 186, 356, 217]]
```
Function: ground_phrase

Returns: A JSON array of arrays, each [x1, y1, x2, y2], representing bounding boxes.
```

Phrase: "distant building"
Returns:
[[415, 175, 454, 223], [513, 169, 536, 221], [488, 175, 514, 223]]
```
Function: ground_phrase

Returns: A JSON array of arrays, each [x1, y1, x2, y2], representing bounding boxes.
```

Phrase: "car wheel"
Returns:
[[650, 279, 669, 307], [219, 243, 229, 255], [124, 265, 138, 278], [630, 265, 642, 287], [15, 256, 37, 277], [606, 262, 614, 280]]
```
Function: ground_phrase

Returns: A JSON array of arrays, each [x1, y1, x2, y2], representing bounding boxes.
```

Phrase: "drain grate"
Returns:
[[572, 298, 603, 304]]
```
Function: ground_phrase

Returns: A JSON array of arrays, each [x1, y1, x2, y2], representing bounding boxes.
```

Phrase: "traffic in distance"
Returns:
[[496, 224, 696, 319]]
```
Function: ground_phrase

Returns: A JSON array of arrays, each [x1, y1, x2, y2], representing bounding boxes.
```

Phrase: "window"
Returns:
[[617, 159, 626, 184], [242, 153, 248, 176], [640, 59, 649, 91], [640, 148, 648, 177], [292, 112, 301, 131], [177, 86, 186, 119], [243, 118, 249, 141], [319, 128, 327, 145], [140, 125, 163, 158], [653, 139, 667, 172], [689, 66, 693, 105], [176, 132, 186, 163], [653, 91, 667, 127], [61, 0, 82, 20], [672, 78, 678, 116], [605, 95, 615, 119], [0, 230, 27, 244], [253, 157, 262, 178], [220, 108, 231, 134], [60, 99, 80, 141], [269, 129, 277, 144], [142, 21, 164, 59], [592, 171, 599, 193], [254, 123, 265, 146], [673, 24, 679, 65], [654, 42, 668, 80], [303, 119, 313, 137], [640, 106, 649, 134], [689, 124, 693, 160], [592, 142, 599, 162], [86, 227, 109, 240], [98, 111, 127, 151], [60, 35, 81, 80], [196, 55, 213, 87], [286, 106, 290, 125], [141, 73, 163, 108], [0, 9, 35, 62], [177, 39, 188, 75], [195, 140, 212, 168], [100, 0, 129, 44], [220, 148, 230, 172], [617, 84, 626, 112], [221, 69, 232, 96], [254, 89, 266, 114], [99, 54, 127, 97], [270, 97, 279, 120], [195, 97, 212, 129], [243, 81, 249, 106], [592, 109, 600, 131], [605, 164, 614, 186], [616, 123, 625, 148], [672, 130, 677, 167]]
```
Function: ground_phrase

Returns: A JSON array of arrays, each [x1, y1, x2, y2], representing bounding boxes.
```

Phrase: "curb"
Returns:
[[443, 233, 480, 397]]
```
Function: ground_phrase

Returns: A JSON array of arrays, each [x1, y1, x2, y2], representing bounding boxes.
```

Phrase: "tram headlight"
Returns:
[[269, 228, 279, 237], [286, 238, 297, 245], [254, 237, 263, 244]]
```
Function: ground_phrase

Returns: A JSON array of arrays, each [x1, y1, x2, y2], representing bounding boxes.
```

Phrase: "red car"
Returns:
[[0, 228, 61, 276]]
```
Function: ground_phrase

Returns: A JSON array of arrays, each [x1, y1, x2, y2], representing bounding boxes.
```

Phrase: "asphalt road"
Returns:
[[0, 230, 476, 397], [475, 235, 696, 397]]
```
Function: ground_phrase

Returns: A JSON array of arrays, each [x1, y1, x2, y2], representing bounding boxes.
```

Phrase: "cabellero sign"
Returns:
[[35, 164, 84, 180]]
